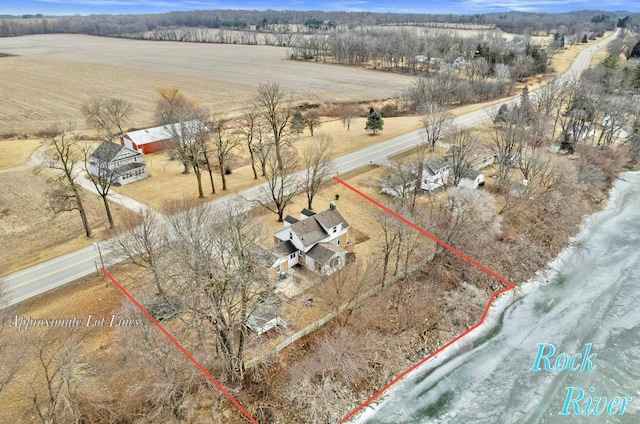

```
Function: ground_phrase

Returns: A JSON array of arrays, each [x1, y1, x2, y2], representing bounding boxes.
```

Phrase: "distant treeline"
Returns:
[[0, 9, 636, 38]]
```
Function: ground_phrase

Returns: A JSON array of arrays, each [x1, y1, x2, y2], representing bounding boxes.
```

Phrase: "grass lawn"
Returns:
[[0, 169, 131, 274], [0, 137, 45, 169]]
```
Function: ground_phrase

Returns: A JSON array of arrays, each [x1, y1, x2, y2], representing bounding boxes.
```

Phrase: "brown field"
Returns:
[[0, 34, 413, 134]]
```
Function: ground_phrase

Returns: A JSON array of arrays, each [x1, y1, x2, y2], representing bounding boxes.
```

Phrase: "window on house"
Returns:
[[290, 253, 295, 259], [333, 226, 337, 233], [289, 232, 293, 239], [330, 256, 340, 269]]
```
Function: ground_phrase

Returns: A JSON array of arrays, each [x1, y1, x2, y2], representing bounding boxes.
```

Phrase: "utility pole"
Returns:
[[93, 242, 107, 286]]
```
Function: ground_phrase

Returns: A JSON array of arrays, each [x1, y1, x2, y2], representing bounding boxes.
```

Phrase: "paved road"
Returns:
[[1, 31, 618, 307]]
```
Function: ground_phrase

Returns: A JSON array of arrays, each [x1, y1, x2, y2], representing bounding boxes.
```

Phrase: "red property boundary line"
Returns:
[[334, 176, 515, 423], [101, 269, 258, 424]]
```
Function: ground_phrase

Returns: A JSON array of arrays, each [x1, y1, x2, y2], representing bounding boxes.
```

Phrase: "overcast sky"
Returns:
[[3, 0, 639, 16]]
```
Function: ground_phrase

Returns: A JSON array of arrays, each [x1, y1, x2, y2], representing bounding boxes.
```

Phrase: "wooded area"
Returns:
[[0, 9, 635, 38]]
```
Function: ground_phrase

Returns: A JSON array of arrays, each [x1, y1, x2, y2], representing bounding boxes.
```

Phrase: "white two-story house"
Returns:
[[271, 203, 354, 276], [88, 141, 148, 185]]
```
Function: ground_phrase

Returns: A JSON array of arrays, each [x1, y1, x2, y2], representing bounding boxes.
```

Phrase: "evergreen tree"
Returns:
[[629, 40, 640, 60], [519, 86, 533, 122], [365, 109, 384, 135], [603, 54, 620, 69], [494, 104, 510, 124], [634, 64, 640, 88], [617, 16, 630, 28], [290, 108, 305, 138]]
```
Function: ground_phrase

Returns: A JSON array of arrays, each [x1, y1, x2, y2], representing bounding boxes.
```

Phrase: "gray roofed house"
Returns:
[[314, 208, 351, 232], [271, 203, 353, 276], [88, 141, 148, 185], [381, 156, 485, 197], [419, 158, 451, 192], [273, 240, 298, 257], [290, 216, 328, 249], [91, 139, 125, 162]]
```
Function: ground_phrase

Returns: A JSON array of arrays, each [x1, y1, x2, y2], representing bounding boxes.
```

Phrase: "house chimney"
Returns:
[[329, 201, 336, 210]]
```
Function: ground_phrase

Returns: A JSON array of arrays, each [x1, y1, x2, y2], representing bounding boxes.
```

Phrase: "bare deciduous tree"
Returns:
[[117, 303, 205, 421], [252, 131, 272, 178], [305, 110, 321, 136], [154, 85, 195, 126], [81, 97, 132, 140], [282, 327, 397, 423], [375, 208, 401, 286], [81, 141, 119, 229], [489, 110, 530, 188], [29, 328, 89, 424], [38, 124, 92, 237], [236, 107, 262, 179], [447, 129, 476, 187], [301, 133, 333, 210], [338, 105, 358, 130], [420, 101, 454, 153], [211, 116, 241, 191], [166, 108, 211, 198], [113, 207, 167, 294], [312, 261, 373, 327], [259, 149, 300, 222], [518, 146, 562, 198], [256, 82, 292, 170], [165, 201, 272, 383]]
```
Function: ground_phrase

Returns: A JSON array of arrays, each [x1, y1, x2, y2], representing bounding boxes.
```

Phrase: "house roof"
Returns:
[[247, 297, 285, 335], [306, 242, 346, 265], [423, 158, 451, 176], [288, 206, 349, 249], [91, 141, 125, 163], [115, 162, 146, 175], [290, 217, 327, 248], [313, 208, 349, 231], [301, 208, 315, 217], [122, 120, 204, 145], [272, 240, 297, 257], [284, 215, 299, 224], [462, 167, 481, 180]]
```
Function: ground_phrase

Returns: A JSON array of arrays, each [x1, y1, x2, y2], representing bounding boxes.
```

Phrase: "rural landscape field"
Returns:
[[0, 34, 413, 134], [1, 5, 640, 424]]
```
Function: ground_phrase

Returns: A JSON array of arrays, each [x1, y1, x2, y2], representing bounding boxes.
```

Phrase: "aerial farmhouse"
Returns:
[[271, 203, 354, 276], [88, 141, 148, 185]]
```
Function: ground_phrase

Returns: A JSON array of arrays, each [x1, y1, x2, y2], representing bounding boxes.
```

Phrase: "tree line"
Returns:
[[0, 9, 633, 38]]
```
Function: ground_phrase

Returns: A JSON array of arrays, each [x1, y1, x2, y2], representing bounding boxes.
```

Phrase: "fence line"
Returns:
[[245, 266, 418, 368]]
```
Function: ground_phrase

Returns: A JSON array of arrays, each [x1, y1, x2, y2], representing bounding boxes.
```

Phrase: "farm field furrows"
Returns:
[[0, 34, 412, 134]]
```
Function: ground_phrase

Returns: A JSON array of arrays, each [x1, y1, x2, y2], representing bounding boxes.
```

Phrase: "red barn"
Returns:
[[119, 120, 204, 154]]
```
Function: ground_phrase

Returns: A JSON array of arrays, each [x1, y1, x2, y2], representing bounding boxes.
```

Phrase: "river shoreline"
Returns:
[[352, 170, 640, 423]]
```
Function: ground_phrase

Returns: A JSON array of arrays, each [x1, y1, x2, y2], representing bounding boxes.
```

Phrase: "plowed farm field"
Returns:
[[0, 34, 411, 134]]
